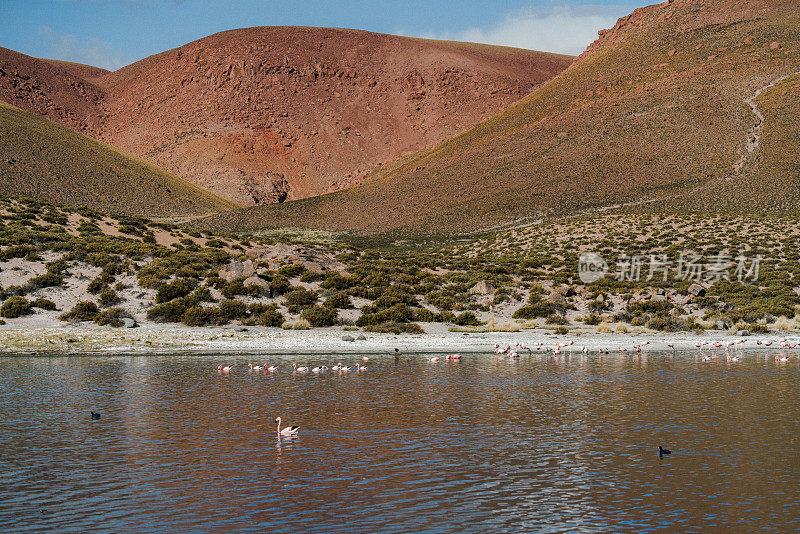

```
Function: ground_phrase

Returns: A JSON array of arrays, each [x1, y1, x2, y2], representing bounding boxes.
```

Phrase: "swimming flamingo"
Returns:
[[249, 363, 263, 371], [267, 365, 278, 372], [275, 417, 299, 437], [218, 365, 231, 373], [293, 363, 309, 373]]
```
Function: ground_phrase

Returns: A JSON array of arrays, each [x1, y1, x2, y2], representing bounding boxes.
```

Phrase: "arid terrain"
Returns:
[[200, 0, 800, 235], [0, 28, 572, 207]]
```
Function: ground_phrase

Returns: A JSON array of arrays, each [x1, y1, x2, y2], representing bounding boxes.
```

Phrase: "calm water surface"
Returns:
[[2, 351, 800, 533]]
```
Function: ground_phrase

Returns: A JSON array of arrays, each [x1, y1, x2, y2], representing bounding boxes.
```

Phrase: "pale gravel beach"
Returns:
[[0, 318, 791, 355]]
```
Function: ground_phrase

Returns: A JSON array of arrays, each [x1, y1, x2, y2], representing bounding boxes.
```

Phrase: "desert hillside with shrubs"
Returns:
[[1, 195, 797, 337]]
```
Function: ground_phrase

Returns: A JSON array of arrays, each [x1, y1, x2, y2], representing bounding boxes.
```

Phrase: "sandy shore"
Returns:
[[0, 319, 791, 355]]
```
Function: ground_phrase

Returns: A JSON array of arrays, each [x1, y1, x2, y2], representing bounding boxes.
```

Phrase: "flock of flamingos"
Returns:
[[214, 337, 798, 436]]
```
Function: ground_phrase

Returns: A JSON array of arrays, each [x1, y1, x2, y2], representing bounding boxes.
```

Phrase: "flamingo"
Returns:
[[362, 356, 370, 362], [249, 363, 263, 371], [426, 357, 440, 363], [267, 365, 278, 372], [275, 417, 299, 437], [312, 367, 322, 373], [356, 363, 367, 371], [218, 365, 231, 373], [293, 363, 309, 373]]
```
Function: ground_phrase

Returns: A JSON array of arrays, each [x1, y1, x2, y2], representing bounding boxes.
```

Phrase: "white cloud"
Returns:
[[37, 26, 127, 70], [416, 5, 628, 56]]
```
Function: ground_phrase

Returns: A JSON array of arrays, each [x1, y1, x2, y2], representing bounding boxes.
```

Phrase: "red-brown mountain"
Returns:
[[0, 27, 573, 206]]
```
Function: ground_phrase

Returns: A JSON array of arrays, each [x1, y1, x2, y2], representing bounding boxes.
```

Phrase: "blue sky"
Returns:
[[0, 1, 651, 70]]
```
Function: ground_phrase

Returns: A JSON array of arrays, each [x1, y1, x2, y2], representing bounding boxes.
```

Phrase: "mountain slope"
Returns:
[[92, 27, 572, 205], [197, 0, 800, 235], [0, 29, 572, 208], [0, 101, 237, 217], [0, 47, 105, 134]]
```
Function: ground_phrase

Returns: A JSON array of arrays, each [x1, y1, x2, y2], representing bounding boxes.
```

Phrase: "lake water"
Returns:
[[2, 350, 800, 533]]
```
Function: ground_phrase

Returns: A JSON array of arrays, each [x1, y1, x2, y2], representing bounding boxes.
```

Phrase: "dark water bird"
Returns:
[[659, 446, 672, 457], [91, 411, 101, 420]]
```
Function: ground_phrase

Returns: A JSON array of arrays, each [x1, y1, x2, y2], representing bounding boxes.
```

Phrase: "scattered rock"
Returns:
[[234, 326, 248, 332], [715, 319, 727, 330], [121, 318, 138, 328], [469, 280, 496, 296], [356, 334, 367, 341], [547, 284, 573, 306], [219, 259, 255, 281], [737, 330, 751, 337], [688, 283, 706, 297], [342, 334, 355, 342], [243, 275, 270, 288]]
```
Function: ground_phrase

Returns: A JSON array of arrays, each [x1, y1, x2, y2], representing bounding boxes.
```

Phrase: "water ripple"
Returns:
[[1, 352, 800, 532]]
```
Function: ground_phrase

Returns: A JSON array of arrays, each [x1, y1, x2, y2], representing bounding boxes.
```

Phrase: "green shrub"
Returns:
[[277, 263, 308, 278], [454, 311, 481, 326], [545, 314, 568, 325], [155, 278, 197, 303], [255, 308, 284, 327], [98, 288, 121, 307], [412, 307, 438, 322], [324, 291, 353, 309], [182, 306, 216, 327], [512, 301, 554, 319], [300, 270, 321, 283], [321, 272, 356, 291], [32, 298, 57, 311], [0, 245, 35, 260], [28, 272, 63, 289], [285, 288, 317, 307], [363, 322, 424, 334], [191, 286, 215, 302], [221, 278, 246, 299], [87, 278, 107, 294], [217, 299, 249, 321], [1, 296, 31, 318], [584, 314, 602, 326], [270, 274, 291, 296], [147, 299, 189, 323], [45, 259, 69, 274], [60, 301, 99, 322], [301, 305, 338, 327], [96, 307, 132, 327]]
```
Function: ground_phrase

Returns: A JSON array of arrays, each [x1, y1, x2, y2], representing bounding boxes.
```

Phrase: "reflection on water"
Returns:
[[2, 351, 800, 532]]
